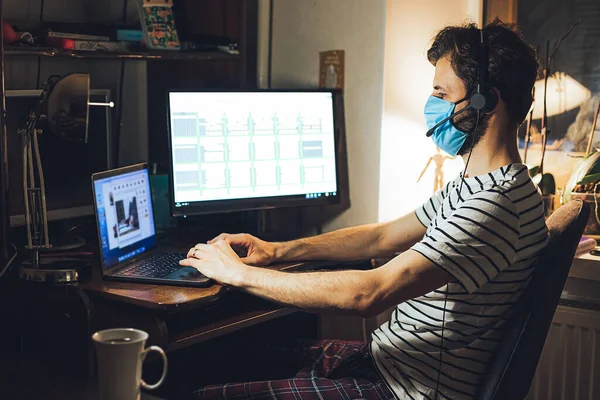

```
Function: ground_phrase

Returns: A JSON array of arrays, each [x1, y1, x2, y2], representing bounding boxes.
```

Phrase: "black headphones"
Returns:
[[425, 29, 498, 138], [470, 28, 498, 113]]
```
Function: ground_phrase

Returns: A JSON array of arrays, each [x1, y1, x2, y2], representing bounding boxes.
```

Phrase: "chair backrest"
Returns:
[[476, 199, 590, 400]]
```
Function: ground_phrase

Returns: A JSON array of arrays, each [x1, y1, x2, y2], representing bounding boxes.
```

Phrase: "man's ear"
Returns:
[[490, 87, 502, 112]]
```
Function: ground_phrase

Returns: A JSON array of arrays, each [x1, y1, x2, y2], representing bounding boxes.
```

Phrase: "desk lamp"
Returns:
[[18, 73, 113, 283]]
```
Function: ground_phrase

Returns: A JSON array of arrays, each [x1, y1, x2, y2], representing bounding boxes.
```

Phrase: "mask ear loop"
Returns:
[[434, 109, 480, 400], [454, 96, 470, 106]]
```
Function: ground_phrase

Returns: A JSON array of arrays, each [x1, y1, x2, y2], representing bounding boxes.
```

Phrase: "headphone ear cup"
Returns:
[[470, 87, 498, 113]]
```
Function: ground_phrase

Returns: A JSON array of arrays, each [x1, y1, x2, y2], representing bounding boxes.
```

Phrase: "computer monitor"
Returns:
[[166, 89, 340, 216], [7, 89, 113, 226]]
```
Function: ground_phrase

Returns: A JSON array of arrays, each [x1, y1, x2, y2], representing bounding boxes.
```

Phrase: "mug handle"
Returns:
[[140, 345, 168, 391]]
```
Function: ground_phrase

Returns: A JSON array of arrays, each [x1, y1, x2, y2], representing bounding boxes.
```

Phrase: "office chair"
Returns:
[[476, 199, 590, 400]]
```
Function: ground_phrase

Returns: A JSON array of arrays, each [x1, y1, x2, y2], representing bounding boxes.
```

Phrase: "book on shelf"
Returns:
[[137, 0, 181, 51], [112, 29, 143, 42], [44, 37, 138, 52], [45, 30, 111, 42]]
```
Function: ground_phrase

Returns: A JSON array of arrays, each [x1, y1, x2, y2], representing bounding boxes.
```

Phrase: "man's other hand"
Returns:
[[206, 233, 277, 266]]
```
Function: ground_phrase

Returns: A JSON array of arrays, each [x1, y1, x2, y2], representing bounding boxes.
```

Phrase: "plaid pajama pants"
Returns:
[[192, 340, 395, 399]]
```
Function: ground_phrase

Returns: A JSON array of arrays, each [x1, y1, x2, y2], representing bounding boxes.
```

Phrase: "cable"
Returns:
[[435, 109, 480, 399], [35, 56, 41, 90], [434, 289, 449, 400], [458, 110, 479, 194], [68, 221, 90, 232]]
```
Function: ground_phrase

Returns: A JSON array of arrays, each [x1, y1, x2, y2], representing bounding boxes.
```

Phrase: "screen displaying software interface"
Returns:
[[94, 168, 156, 268], [168, 92, 338, 206]]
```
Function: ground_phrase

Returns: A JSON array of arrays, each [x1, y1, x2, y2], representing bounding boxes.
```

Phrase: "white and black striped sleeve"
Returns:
[[411, 191, 519, 294], [415, 181, 452, 228]]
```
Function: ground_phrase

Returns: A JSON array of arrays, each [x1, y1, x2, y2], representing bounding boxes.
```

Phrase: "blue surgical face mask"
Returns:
[[424, 95, 469, 156]]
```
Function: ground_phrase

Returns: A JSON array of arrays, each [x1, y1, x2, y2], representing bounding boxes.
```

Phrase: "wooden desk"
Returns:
[[8, 258, 371, 374], [569, 252, 600, 281], [81, 259, 340, 311], [2, 258, 370, 398], [80, 259, 363, 351]]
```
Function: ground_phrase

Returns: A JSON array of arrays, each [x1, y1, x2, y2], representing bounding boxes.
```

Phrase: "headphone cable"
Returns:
[[435, 109, 480, 399], [459, 112, 478, 194]]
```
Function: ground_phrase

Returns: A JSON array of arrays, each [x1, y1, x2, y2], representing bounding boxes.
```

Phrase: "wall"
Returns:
[[270, 0, 386, 231], [484, 0, 518, 24], [268, 0, 486, 339], [269, 0, 386, 341], [359, 0, 484, 331], [378, 0, 482, 223]]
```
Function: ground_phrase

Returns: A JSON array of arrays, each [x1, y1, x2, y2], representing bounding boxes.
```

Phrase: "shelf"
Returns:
[[3, 46, 239, 61]]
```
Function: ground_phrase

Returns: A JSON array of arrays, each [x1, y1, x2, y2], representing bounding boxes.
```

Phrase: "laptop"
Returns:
[[92, 163, 212, 287]]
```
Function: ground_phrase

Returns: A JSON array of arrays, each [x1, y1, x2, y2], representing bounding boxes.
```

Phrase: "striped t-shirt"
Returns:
[[371, 163, 549, 400]]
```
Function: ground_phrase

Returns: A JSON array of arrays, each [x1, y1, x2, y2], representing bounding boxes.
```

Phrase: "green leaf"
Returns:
[[577, 173, 600, 185], [539, 173, 556, 196], [528, 165, 539, 177]]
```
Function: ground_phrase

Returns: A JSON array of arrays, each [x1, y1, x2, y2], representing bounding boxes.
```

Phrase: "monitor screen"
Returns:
[[7, 89, 112, 226], [93, 165, 156, 269], [167, 90, 340, 215]]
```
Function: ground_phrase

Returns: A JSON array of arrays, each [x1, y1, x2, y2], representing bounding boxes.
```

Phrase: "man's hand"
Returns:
[[207, 233, 277, 265], [180, 240, 249, 286]]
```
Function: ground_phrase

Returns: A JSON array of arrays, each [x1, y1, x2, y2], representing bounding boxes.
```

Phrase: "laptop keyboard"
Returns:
[[118, 252, 187, 278]]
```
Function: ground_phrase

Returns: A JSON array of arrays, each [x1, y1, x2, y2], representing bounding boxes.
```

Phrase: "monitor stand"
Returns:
[[251, 210, 301, 242]]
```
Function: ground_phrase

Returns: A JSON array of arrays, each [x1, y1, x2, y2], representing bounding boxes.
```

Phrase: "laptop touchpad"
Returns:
[[164, 266, 210, 282]]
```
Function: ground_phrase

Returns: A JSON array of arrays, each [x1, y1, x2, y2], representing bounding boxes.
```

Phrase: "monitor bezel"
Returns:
[[166, 88, 342, 217], [8, 88, 113, 226]]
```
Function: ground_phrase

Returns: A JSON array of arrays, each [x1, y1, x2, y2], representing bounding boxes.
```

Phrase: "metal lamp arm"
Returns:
[[20, 113, 51, 267], [22, 135, 31, 249], [32, 130, 50, 248]]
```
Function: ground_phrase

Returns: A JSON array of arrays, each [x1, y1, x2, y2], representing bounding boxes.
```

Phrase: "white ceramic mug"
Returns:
[[92, 328, 168, 400]]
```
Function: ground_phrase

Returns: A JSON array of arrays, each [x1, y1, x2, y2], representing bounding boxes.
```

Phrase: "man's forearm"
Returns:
[[269, 212, 426, 264], [273, 224, 385, 262], [235, 266, 378, 316], [232, 250, 450, 318], [181, 242, 450, 318]]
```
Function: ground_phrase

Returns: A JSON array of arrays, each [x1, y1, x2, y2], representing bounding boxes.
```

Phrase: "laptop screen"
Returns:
[[93, 166, 156, 269]]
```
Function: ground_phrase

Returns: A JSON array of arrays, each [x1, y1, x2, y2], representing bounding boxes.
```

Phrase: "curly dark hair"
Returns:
[[427, 18, 539, 126]]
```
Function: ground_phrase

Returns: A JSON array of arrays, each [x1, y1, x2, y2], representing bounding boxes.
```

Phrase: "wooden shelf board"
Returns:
[[4, 46, 239, 61]]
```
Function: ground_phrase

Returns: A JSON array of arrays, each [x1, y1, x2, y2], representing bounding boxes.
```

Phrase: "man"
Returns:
[[181, 20, 547, 399]]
